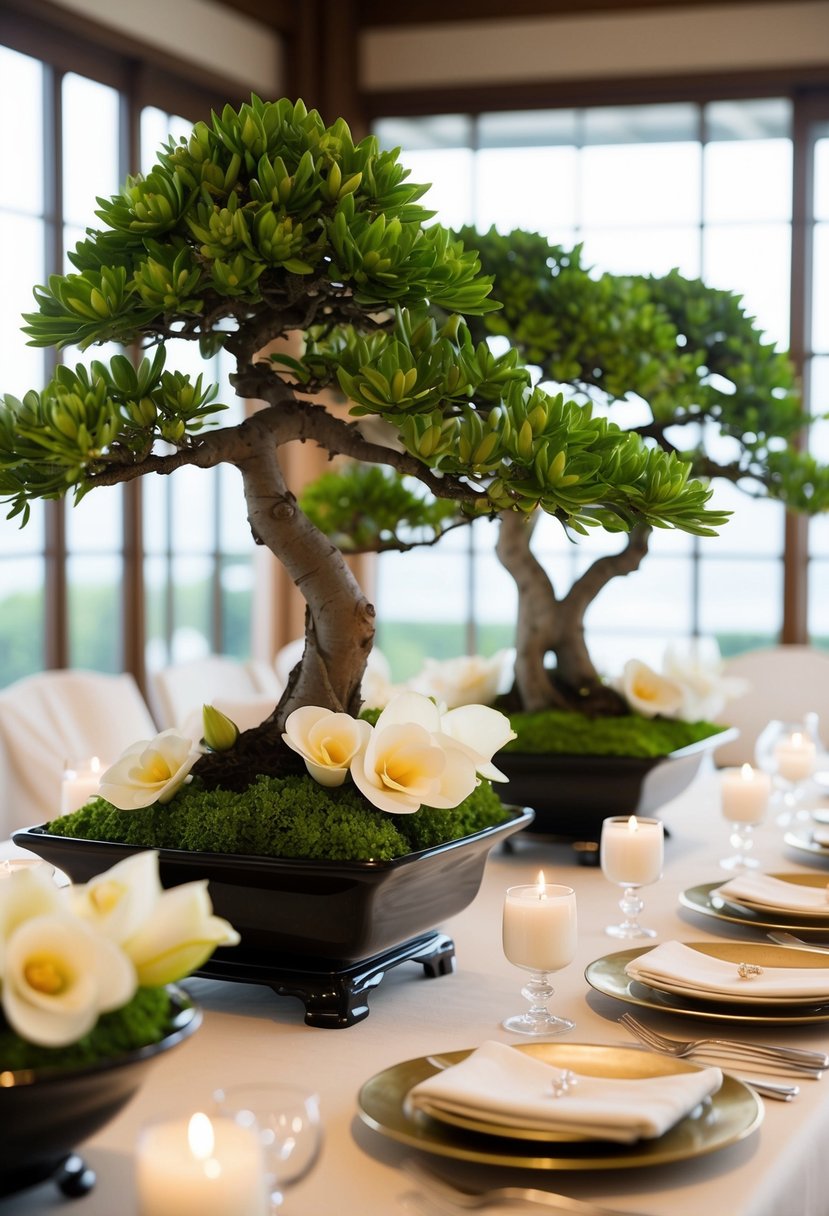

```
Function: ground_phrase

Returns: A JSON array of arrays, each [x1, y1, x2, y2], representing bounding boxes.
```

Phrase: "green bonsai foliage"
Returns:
[[304, 226, 827, 718], [0, 98, 727, 793]]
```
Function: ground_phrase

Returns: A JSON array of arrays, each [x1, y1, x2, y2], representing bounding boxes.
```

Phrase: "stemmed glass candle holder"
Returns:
[[600, 816, 664, 939], [719, 763, 771, 870], [756, 719, 818, 826], [501, 874, 577, 1035], [213, 1083, 322, 1212]]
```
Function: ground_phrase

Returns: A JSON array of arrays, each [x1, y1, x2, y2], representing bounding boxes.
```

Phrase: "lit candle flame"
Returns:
[[627, 815, 638, 833], [740, 763, 754, 781], [188, 1112, 215, 1161], [792, 732, 804, 747], [90, 756, 101, 773], [536, 870, 547, 899]]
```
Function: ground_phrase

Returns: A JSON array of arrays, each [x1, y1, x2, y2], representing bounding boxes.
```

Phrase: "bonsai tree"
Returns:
[[303, 226, 829, 723], [0, 98, 726, 799]]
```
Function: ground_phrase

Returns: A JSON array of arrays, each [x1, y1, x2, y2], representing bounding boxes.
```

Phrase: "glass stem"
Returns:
[[618, 886, 644, 929]]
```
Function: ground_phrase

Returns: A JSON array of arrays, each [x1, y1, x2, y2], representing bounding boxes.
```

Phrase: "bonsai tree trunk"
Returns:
[[194, 412, 375, 788], [496, 510, 651, 716]]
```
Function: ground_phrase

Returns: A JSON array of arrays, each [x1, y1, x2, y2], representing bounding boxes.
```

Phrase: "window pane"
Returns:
[[0, 214, 45, 397], [220, 560, 254, 656], [699, 558, 782, 640], [0, 48, 43, 214], [172, 466, 214, 556], [704, 138, 792, 222], [816, 133, 829, 222], [0, 557, 45, 684], [476, 148, 577, 236], [67, 555, 123, 671], [66, 484, 122, 551], [813, 223, 829, 353], [702, 222, 791, 347], [63, 74, 120, 230], [581, 225, 700, 277], [581, 143, 701, 227], [396, 148, 474, 230], [808, 560, 829, 647], [699, 481, 785, 556], [172, 556, 213, 662]]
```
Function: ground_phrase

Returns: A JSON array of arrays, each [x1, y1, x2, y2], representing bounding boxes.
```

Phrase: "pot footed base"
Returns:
[[197, 930, 455, 1028]]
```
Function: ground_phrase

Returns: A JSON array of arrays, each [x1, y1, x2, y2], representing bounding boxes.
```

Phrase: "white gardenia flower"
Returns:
[[407, 651, 509, 710], [71, 850, 162, 944], [662, 641, 748, 722], [619, 659, 684, 719], [121, 880, 240, 987], [282, 706, 373, 786], [2, 912, 136, 1047], [439, 704, 517, 782], [98, 729, 201, 810], [350, 691, 478, 815]]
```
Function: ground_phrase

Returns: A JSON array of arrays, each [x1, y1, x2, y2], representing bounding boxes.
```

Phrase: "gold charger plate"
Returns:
[[585, 942, 829, 1024], [680, 873, 829, 939], [358, 1043, 762, 1169]]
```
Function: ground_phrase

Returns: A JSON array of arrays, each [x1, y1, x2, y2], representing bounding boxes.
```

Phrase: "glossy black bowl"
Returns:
[[14, 808, 533, 961], [0, 987, 200, 1197]]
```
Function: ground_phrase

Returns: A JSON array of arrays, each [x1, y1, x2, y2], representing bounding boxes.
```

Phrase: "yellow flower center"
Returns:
[[144, 753, 173, 783], [24, 956, 69, 995], [90, 879, 123, 914]]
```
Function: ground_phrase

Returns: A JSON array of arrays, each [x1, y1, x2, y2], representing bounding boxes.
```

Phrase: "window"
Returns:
[[372, 97, 818, 679], [0, 48, 255, 690]]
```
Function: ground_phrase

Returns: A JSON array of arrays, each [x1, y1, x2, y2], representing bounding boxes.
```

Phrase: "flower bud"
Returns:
[[202, 704, 239, 752]]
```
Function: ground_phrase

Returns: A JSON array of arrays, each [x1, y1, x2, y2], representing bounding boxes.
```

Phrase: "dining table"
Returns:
[[5, 761, 829, 1216]]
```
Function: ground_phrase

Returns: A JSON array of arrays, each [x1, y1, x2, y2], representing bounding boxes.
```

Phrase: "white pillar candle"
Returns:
[[773, 732, 816, 782], [600, 816, 664, 886], [136, 1112, 267, 1216], [60, 757, 103, 815], [502, 875, 577, 972], [720, 764, 771, 824]]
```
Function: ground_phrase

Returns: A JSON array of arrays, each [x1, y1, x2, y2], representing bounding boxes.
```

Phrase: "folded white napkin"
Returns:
[[717, 872, 829, 915], [407, 1040, 721, 1144], [626, 940, 829, 1000]]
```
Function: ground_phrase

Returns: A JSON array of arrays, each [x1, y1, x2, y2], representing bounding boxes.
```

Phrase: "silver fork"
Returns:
[[767, 931, 829, 953], [618, 1012, 828, 1073], [403, 1160, 654, 1215]]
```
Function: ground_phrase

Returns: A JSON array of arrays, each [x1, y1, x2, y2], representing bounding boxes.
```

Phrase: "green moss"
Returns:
[[0, 986, 175, 1073], [504, 709, 726, 758], [47, 772, 509, 862]]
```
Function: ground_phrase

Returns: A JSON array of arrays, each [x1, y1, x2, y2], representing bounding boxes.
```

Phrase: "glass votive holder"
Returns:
[[719, 763, 770, 870], [213, 1082, 323, 1210], [501, 873, 577, 1035], [599, 815, 664, 938], [136, 1108, 269, 1216]]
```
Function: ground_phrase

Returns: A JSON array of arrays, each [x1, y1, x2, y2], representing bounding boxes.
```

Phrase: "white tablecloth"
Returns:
[[6, 765, 829, 1216]]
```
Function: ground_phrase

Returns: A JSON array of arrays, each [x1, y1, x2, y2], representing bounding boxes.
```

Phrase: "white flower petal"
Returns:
[[123, 881, 239, 986], [373, 691, 442, 735], [620, 660, 684, 719], [3, 983, 97, 1047], [350, 756, 422, 814], [72, 850, 161, 944]]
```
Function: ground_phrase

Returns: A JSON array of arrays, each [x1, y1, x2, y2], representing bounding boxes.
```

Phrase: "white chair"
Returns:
[[151, 655, 283, 731], [713, 645, 829, 767], [0, 669, 157, 835]]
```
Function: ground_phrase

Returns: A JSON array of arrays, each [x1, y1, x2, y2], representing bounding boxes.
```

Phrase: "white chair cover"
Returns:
[[0, 670, 157, 835], [151, 655, 283, 729]]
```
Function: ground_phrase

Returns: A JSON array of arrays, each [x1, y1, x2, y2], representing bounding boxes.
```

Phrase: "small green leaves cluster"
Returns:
[[300, 464, 459, 551], [0, 349, 222, 520], [22, 97, 496, 353], [307, 308, 727, 536]]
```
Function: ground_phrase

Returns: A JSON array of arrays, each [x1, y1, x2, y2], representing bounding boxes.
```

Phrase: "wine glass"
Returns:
[[213, 1083, 322, 1211], [719, 763, 770, 870], [755, 718, 818, 826], [501, 875, 577, 1035], [600, 815, 663, 938]]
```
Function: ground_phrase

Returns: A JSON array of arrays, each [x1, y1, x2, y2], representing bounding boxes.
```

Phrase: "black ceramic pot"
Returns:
[[0, 987, 199, 1199], [15, 808, 533, 961], [497, 729, 736, 844]]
